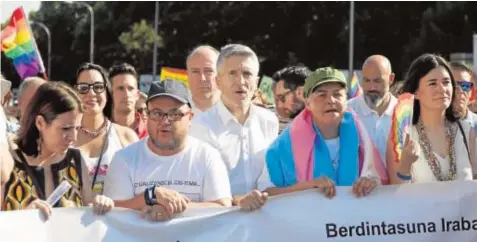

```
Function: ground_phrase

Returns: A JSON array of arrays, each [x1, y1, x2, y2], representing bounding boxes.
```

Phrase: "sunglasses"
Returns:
[[75, 82, 106, 94], [457, 81, 473, 92]]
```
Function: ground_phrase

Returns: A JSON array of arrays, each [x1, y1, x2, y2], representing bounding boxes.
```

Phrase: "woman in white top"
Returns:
[[72, 63, 138, 195], [387, 54, 475, 184]]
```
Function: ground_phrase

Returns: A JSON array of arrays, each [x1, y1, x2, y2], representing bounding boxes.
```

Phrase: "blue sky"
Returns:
[[1, 1, 41, 23]]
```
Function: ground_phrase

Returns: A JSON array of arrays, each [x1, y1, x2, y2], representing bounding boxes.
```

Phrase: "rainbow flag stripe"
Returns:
[[160, 67, 189, 87], [1, 7, 45, 79], [348, 71, 362, 99], [390, 93, 414, 163]]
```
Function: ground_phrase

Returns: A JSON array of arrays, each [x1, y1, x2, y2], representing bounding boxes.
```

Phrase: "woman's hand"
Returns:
[[310, 176, 336, 199], [239, 190, 269, 211], [27, 199, 52, 219], [352, 177, 378, 197], [92, 195, 114, 215]]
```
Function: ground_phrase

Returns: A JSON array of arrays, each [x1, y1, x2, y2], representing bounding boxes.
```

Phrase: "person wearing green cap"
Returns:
[[241, 67, 389, 211]]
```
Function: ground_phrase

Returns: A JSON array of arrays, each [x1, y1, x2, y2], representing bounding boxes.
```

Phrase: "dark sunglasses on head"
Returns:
[[457, 81, 473, 92], [75, 82, 106, 94]]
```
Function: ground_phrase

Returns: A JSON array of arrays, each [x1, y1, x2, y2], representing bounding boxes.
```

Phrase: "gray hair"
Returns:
[[18, 77, 46, 97], [186, 45, 219, 66], [216, 44, 260, 75]]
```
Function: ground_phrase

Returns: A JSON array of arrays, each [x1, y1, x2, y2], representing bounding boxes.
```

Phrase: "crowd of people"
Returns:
[[0, 43, 475, 222]]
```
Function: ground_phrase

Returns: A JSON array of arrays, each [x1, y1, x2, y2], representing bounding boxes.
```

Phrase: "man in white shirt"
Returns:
[[104, 79, 232, 221], [186, 45, 221, 115], [347, 55, 397, 164], [450, 62, 477, 178], [189, 44, 279, 207]]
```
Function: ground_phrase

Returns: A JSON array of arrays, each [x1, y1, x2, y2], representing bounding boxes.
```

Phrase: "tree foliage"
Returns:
[[1, 1, 477, 88]]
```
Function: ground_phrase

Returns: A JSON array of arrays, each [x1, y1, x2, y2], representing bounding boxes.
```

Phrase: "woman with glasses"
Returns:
[[2, 82, 113, 217], [386, 54, 475, 184], [72, 63, 138, 196]]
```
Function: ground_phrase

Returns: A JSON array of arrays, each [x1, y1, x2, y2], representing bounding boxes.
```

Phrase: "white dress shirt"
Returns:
[[190, 100, 279, 195], [462, 109, 477, 174], [347, 94, 398, 165]]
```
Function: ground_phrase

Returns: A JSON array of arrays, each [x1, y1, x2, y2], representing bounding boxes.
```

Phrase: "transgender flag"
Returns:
[[1, 7, 46, 79]]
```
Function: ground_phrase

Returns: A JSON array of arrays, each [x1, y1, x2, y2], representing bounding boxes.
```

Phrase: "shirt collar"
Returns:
[[463, 109, 474, 122], [216, 100, 256, 126], [356, 93, 397, 117]]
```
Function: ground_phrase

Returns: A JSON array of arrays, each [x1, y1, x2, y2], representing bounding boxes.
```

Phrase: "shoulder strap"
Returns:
[[91, 122, 113, 189], [16, 150, 46, 200], [457, 121, 471, 163], [71, 149, 84, 188]]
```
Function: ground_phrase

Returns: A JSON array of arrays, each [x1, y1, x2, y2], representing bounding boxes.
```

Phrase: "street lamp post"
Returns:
[[348, 1, 355, 79], [153, 1, 159, 82], [66, 1, 94, 63], [30, 21, 51, 77]]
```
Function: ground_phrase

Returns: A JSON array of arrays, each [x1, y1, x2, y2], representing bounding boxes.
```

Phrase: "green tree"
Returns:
[[119, 19, 163, 73]]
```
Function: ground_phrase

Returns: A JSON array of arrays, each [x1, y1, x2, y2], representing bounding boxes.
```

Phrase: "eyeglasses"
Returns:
[[146, 109, 191, 121], [75, 82, 106, 95], [457, 81, 473, 92]]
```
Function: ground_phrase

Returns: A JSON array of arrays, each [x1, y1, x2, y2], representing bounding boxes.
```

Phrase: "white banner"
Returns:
[[1, 181, 477, 242]]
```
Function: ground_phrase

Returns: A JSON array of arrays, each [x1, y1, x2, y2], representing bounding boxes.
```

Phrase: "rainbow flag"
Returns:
[[348, 71, 362, 99], [160, 67, 188, 87], [390, 93, 414, 163], [1, 7, 45, 79]]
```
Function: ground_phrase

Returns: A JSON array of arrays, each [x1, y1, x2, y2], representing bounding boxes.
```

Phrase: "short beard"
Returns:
[[289, 101, 305, 119], [151, 136, 182, 151], [364, 91, 385, 109]]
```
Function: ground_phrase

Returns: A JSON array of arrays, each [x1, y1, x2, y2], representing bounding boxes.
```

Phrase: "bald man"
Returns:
[[186, 45, 221, 114], [18, 77, 47, 117], [347, 55, 398, 165]]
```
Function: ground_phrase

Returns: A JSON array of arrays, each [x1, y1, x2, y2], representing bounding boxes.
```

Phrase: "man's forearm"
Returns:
[[114, 194, 146, 211], [188, 199, 232, 208]]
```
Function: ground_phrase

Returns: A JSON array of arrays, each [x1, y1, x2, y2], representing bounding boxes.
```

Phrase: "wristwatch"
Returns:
[[144, 185, 158, 206]]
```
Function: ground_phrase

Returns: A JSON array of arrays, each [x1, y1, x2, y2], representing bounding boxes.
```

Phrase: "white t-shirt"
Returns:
[[325, 138, 340, 172], [103, 136, 232, 203]]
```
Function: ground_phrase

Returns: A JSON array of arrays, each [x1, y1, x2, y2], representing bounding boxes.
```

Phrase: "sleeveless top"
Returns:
[[409, 122, 473, 182], [2, 149, 84, 211], [81, 122, 123, 195]]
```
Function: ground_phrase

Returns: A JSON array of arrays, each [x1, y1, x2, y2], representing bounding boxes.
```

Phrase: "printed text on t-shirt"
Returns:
[[134, 180, 200, 188]]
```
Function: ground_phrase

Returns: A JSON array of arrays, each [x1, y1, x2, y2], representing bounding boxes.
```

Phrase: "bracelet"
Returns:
[[396, 172, 412, 181]]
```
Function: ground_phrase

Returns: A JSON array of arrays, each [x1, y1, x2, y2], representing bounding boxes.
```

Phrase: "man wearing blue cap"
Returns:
[[104, 79, 232, 221]]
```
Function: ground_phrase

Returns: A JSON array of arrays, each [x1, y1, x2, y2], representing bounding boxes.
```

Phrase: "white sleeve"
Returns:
[[0, 107, 8, 145], [103, 152, 135, 200], [202, 148, 232, 202], [254, 148, 274, 191], [257, 165, 274, 191]]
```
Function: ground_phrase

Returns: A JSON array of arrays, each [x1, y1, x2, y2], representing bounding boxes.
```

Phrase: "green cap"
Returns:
[[303, 67, 347, 98]]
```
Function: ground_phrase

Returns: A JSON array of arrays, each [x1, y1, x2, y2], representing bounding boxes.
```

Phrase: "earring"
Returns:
[[36, 136, 42, 157]]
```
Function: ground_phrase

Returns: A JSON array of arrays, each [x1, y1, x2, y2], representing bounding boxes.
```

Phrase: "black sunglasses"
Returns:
[[75, 82, 106, 95]]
